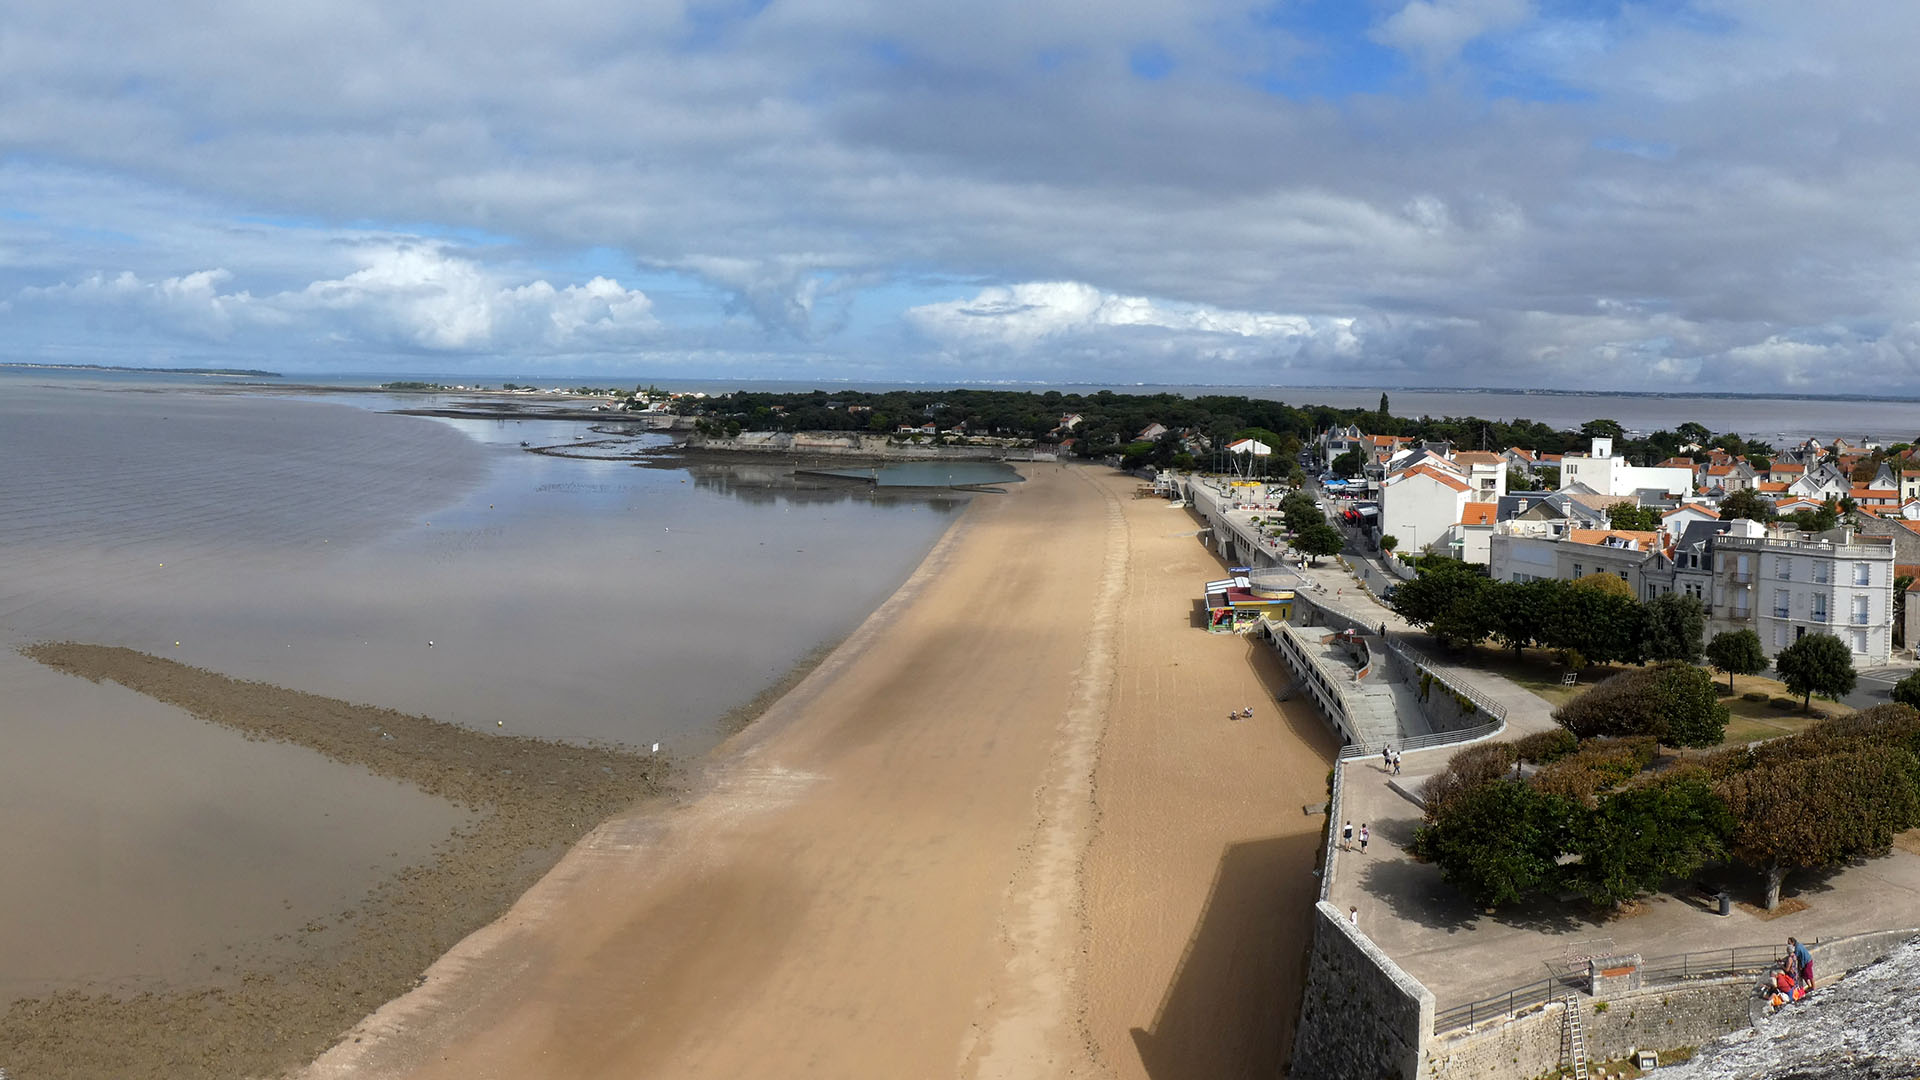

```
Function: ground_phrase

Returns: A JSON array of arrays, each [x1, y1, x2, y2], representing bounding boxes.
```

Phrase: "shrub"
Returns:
[[1741, 691, 1769, 702], [1532, 737, 1659, 804], [1412, 779, 1574, 908], [1553, 663, 1729, 747], [1892, 671, 1920, 710], [1514, 728, 1579, 764], [1421, 741, 1520, 821], [1770, 697, 1800, 711]]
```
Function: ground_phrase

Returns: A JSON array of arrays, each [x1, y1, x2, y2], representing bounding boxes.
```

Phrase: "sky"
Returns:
[[5, 0, 1920, 390]]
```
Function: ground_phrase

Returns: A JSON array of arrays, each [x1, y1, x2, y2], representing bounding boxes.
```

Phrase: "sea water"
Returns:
[[0, 380, 966, 993]]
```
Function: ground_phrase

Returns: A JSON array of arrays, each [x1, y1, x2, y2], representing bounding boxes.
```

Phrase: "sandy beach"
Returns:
[[299, 466, 1337, 1079]]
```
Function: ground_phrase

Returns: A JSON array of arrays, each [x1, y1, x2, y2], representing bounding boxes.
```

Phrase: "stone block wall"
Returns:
[[1423, 979, 1754, 1080], [1292, 900, 1434, 1080]]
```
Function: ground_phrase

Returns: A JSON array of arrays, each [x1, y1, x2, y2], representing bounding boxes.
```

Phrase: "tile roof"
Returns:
[[1459, 502, 1496, 526], [1565, 528, 1660, 550], [1757, 482, 1790, 492], [1662, 503, 1717, 517], [1452, 451, 1503, 466], [1393, 464, 1470, 492]]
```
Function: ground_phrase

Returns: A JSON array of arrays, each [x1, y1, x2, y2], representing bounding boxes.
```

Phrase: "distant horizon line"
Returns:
[[5, 362, 1914, 405]]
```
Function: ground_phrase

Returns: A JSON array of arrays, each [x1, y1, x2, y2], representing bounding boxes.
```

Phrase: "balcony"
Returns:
[[1772, 607, 1791, 619], [1853, 613, 1871, 625], [1729, 569, 1753, 584], [1811, 610, 1829, 623]]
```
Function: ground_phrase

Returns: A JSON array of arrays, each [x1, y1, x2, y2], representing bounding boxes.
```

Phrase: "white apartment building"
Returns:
[[1376, 457, 1507, 562], [1709, 528, 1895, 663], [1559, 437, 1694, 498]]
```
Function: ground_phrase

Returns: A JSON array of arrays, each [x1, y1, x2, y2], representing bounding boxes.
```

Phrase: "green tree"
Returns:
[[1786, 505, 1839, 533], [1719, 487, 1776, 523], [1719, 748, 1920, 910], [1606, 503, 1663, 531], [1506, 467, 1531, 493], [1378, 392, 1390, 418], [1645, 594, 1706, 663], [1295, 522, 1345, 565], [1572, 571, 1634, 600], [1488, 577, 1562, 654], [1552, 662, 1729, 748], [1331, 448, 1364, 477], [1891, 671, 1920, 710], [1774, 632, 1857, 711], [1379, 534, 1399, 552], [1391, 559, 1493, 649], [1563, 770, 1732, 908], [1705, 629, 1767, 692], [1542, 583, 1648, 666], [1536, 465, 1561, 489], [1581, 419, 1627, 442], [1412, 780, 1573, 908]]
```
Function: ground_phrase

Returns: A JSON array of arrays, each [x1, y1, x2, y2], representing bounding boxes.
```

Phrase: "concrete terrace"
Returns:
[[1328, 742, 1920, 1021]]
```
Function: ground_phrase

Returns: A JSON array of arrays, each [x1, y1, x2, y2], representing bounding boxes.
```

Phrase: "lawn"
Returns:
[[1434, 643, 1851, 746]]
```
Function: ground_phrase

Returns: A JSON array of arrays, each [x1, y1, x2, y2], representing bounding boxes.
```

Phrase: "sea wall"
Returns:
[[1292, 900, 1434, 1080], [1424, 980, 1752, 1079]]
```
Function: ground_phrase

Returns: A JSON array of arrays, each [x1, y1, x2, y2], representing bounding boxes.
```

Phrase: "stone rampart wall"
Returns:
[[1424, 980, 1753, 1080], [1292, 900, 1434, 1080]]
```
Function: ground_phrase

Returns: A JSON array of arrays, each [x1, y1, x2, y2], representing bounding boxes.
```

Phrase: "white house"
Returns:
[[1660, 503, 1720, 542], [1378, 465, 1472, 558], [1558, 437, 1693, 497]]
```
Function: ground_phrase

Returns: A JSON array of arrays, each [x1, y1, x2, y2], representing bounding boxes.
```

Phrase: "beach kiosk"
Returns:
[[1204, 576, 1294, 632]]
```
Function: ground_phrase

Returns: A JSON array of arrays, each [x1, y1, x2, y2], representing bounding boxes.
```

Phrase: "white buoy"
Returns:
[[428, 641, 435, 647], [651, 742, 660, 754], [498, 721, 504, 727]]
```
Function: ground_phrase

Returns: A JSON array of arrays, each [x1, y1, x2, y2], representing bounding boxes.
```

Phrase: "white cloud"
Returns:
[[1371, 0, 1533, 69], [16, 244, 656, 354]]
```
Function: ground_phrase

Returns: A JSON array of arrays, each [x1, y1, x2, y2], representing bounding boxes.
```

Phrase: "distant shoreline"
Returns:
[[0, 361, 281, 378]]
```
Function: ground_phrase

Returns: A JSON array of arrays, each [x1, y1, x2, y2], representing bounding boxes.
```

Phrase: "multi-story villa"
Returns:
[[1709, 526, 1895, 663]]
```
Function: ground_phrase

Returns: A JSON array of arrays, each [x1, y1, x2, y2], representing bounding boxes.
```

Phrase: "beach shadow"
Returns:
[[1191, 598, 1210, 629], [1129, 833, 1321, 1080]]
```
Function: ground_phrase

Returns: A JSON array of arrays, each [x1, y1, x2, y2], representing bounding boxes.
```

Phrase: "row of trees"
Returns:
[[1389, 558, 1705, 666], [672, 389, 1773, 468], [1412, 705, 1920, 911]]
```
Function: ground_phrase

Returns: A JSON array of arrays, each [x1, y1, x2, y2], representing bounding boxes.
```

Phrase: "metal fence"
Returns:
[[1433, 941, 1807, 1035], [1387, 639, 1509, 724]]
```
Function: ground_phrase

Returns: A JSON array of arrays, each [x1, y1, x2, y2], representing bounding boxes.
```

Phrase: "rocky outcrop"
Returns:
[[1665, 937, 1920, 1079]]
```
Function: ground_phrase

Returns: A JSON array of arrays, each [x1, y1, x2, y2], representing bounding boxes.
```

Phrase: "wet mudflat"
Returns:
[[1, 644, 665, 1080]]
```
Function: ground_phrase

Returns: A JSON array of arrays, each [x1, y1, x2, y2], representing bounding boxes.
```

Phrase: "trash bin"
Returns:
[[1718, 891, 1732, 917]]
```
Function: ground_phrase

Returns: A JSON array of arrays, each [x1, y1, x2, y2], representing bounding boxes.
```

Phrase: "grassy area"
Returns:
[[1437, 643, 1850, 747], [1716, 671, 1851, 744]]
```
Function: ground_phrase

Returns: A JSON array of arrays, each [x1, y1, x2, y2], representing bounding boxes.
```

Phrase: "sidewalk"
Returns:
[[1290, 550, 1561, 740]]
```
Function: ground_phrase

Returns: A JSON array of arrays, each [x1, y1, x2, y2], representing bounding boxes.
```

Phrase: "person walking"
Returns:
[[1382, 747, 1392, 772], [1348, 905, 1359, 927], [1341, 821, 1354, 851], [1358, 824, 1370, 853], [1391, 748, 1402, 775]]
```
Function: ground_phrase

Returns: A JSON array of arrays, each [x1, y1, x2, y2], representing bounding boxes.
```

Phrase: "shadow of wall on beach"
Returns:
[[1129, 832, 1321, 1080]]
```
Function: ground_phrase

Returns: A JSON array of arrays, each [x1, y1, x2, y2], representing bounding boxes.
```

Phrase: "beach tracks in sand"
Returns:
[[4, 643, 665, 1080], [961, 480, 1127, 1078]]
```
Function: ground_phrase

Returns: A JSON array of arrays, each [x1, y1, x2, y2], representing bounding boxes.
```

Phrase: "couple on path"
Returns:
[[1340, 821, 1369, 853]]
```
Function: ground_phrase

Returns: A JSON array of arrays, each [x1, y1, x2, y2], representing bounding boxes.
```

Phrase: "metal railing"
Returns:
[[1433, 941, 1809, 1035], [1434, 974, 1584, 1033], [1387, 639, 1510, 724]]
